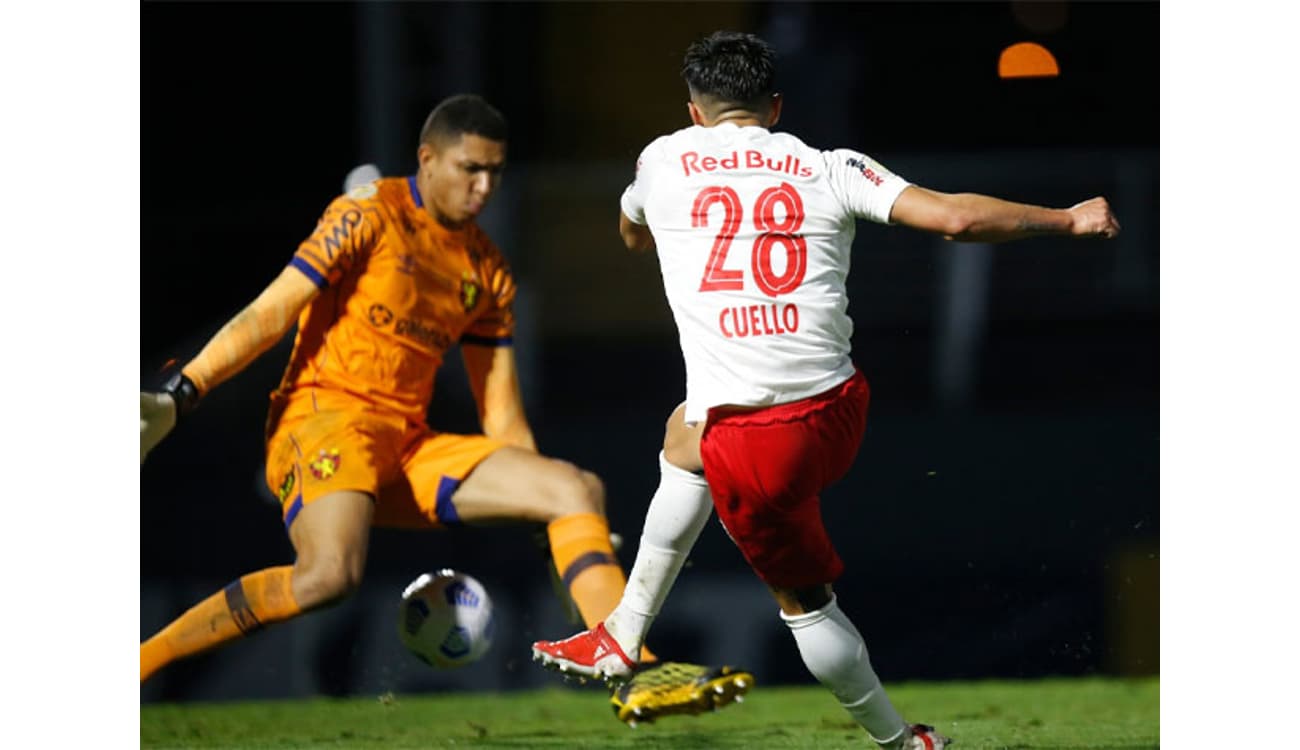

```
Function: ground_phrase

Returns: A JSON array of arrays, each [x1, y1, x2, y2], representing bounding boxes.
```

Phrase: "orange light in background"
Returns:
[[998, 42, 1060, 79]]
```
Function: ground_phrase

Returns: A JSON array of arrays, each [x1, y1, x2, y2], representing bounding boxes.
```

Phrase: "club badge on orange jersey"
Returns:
[[460, 272, 480, 312], [277, 468, 296, 504], [309, 448, 342, 480]]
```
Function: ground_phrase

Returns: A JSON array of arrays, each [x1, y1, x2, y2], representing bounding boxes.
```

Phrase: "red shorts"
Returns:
[[699, 369, 870, 588]]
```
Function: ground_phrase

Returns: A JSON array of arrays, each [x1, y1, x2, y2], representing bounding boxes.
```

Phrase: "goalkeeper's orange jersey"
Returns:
[[273, 176, 516, 426]]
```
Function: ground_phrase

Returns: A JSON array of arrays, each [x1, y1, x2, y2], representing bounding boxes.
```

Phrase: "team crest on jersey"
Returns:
[[277, 469, 296, 504], [308, 449, 341, 480], [460, 272, 480, 312], [347, 182, 378, 200]]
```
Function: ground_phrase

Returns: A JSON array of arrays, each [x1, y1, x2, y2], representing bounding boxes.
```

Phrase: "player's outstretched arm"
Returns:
[[462, 344, 538, 452], [889, 186, 1120, 243], [140, 267, 320, 464]]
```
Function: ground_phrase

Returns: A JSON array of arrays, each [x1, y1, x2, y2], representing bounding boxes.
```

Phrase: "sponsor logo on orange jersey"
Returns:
[[365, 301, 454, 351], [309, 449, 341, 480], [320, 209, 363, 261], [368, 303, 395, 327]]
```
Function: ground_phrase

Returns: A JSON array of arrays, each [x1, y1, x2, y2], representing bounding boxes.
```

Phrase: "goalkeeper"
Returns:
[[140, 94, 751, 720]]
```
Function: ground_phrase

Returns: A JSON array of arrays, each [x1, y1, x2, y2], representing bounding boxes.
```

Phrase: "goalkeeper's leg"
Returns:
[[140, 490, 372, 682]]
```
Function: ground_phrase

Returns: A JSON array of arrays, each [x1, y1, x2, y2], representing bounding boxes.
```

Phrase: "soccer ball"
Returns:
[[397, 569, 495, 669]]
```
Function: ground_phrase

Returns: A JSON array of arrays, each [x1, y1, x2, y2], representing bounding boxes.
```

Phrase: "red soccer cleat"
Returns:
[[901, 723, 953, 750], [531, 622, 638, 682]]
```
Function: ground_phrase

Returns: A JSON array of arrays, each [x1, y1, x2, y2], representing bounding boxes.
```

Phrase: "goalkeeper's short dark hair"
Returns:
[[419, 94, 509, 147]]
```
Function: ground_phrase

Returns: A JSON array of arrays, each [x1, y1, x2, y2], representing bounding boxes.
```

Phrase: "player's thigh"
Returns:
[[454, 446, 603, 523], [380, 433, 590, 527], [288, 489, 375, 570], [702, 372, 870, 506], [662, 402, 705, 473], [436, 444, 601, 525], [701, 404, 860, 588]]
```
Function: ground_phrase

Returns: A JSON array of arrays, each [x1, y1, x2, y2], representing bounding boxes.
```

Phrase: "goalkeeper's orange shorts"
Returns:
[[264, 390, 505, 530]]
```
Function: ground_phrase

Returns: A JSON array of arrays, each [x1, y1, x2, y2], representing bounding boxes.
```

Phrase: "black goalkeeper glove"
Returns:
[[140, 373, 200, 464]]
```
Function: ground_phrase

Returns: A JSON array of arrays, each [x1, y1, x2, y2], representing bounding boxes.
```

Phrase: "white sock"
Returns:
[[604, 451, 713, 658], [781, 595, 907, 747]]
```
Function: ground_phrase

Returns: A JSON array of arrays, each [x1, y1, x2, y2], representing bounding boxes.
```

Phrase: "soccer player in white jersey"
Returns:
[[533, 31, 1119, 745]]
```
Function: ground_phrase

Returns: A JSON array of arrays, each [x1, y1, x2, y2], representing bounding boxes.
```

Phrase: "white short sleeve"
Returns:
[[620, 137, 669, 225], [822, 148, 911, 224]]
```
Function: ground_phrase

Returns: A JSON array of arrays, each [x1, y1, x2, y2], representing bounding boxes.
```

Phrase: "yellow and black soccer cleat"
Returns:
[[608, 662, 753, 727]]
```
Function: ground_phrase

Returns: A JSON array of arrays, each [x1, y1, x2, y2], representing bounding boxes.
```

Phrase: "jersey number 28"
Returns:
[[693, 183, 807, 297]]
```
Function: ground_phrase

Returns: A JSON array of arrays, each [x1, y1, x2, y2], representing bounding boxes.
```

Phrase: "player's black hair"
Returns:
[[419, 94, 509, 147], [681, 31, 777, 110]]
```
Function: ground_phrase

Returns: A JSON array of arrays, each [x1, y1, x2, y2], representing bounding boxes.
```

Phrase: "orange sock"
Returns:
[[547, 513, 656, 663], [141, 565, 302, 682]]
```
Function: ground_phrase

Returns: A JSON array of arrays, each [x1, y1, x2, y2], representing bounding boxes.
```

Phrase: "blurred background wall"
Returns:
[[141, 1, 1157, 702]]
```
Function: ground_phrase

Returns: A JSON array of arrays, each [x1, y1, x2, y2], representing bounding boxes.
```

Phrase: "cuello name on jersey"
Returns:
[[680, 150, 813, 178]]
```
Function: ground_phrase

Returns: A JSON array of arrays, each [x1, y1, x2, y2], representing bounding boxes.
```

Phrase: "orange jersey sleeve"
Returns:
[[289, 195, 382, 289]]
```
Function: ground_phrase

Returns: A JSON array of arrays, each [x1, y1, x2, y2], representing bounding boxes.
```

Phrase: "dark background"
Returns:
[[141, 1, 1157, 703]]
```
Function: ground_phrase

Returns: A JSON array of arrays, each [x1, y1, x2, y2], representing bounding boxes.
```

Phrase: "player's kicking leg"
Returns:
[[527, 447, 705, 682], [531, 404, 754, 724]]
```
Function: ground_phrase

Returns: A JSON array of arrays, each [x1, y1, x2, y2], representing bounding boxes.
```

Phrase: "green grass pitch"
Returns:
[[141, 676, 1158, 749]]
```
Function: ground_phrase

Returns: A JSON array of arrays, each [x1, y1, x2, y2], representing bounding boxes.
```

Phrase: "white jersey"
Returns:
[[621, 123, 911, 423]]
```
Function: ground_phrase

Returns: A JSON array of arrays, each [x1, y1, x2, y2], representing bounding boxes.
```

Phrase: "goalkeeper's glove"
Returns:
[[140, 373, 201, 464]]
